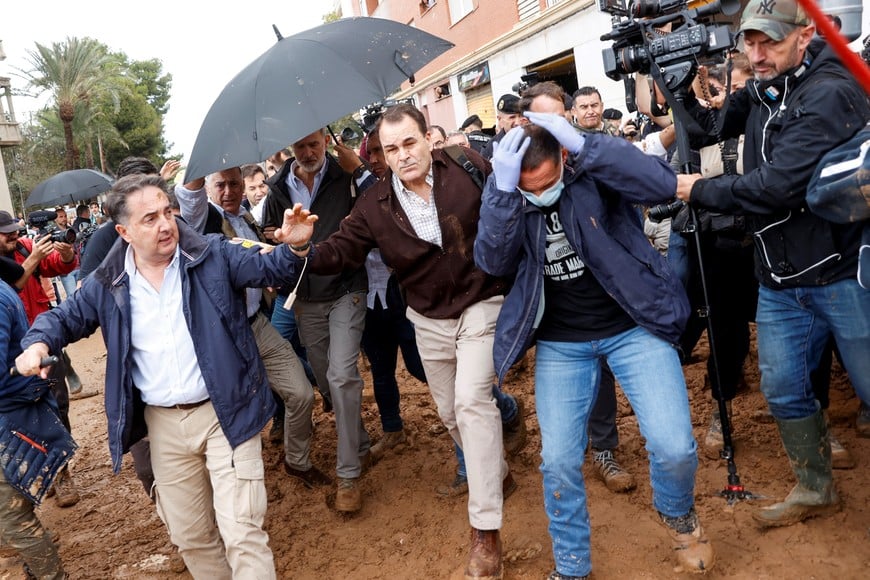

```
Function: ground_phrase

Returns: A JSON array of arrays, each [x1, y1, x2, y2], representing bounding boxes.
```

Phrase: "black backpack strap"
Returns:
[[442, 145, 484, 191]]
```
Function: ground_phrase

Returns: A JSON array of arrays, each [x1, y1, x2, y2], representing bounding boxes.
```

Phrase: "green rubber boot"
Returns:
[[753, 409, 840, 528]]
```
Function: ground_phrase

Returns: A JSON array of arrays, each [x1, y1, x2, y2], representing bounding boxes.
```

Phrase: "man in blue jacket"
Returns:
[[1, 256, 71, 580], [16, 173, 316, 579], [474, 116, 712, 579]]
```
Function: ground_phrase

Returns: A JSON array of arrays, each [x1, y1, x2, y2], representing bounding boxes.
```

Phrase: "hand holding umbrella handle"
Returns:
[[10, 356, 59, 377]]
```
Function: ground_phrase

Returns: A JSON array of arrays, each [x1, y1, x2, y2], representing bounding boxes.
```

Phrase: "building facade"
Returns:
[[343, 0, 664, 132]]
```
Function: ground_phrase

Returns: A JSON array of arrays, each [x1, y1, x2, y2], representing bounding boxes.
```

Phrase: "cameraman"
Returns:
[[676, 0, 870, 528]]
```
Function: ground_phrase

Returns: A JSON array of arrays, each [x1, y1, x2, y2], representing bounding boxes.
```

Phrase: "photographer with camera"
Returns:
[[676, 0, 870, 528]]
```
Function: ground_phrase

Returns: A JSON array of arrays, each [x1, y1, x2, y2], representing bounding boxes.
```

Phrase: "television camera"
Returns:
[[599, 0, 739, 102], [26, 210, 94, 245], [511, 72, 540, 97], [360, 98, 416, 134], [27, 210, 76, 244]]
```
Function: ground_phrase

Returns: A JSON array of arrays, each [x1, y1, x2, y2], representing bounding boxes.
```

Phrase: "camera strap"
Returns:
[[14, 242, 40, 280]]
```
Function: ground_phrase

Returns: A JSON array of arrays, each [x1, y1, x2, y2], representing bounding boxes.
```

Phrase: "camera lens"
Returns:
[[630, 0, 662, 18], [616, 45, 649, 75], [50, 229, 77, 244]]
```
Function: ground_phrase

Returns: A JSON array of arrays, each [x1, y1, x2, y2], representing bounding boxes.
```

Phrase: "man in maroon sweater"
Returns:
[[284, 103, 511, 580]]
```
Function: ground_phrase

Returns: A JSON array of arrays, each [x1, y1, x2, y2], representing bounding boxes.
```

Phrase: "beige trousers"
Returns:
[[406, 295, 507, 530], [145, 402, 276, 579]]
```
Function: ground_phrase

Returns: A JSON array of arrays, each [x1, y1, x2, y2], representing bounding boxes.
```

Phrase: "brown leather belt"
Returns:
[[159, 398, 209, 411]]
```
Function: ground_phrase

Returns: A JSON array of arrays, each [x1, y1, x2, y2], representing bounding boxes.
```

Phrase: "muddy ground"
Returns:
[[1, 327, 867, 579]]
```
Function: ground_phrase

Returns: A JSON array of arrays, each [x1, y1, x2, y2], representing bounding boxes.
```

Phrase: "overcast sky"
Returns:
[[2, 0, 336, 162]]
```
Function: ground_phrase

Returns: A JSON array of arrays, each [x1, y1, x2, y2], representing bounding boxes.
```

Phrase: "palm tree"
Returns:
[[19, 37, 123, 170]]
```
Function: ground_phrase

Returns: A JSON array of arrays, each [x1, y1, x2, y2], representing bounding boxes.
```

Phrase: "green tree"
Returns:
[[126, 58, 172, 116], [19, 37, 125, 171], [97, 52, 172, 171], [100, 79, 163, 171]]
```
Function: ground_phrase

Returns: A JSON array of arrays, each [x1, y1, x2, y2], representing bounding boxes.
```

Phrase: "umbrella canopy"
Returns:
[[26, 169, 114, 208], [184, 17, 454, 180]]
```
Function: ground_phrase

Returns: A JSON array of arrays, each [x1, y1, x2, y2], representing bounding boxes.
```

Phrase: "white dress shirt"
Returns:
[[391, 168, 441, 247], [125, 245, 209, 406]]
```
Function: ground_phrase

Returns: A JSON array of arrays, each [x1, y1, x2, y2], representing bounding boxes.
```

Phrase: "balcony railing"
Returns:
[[0, 77, 22, 147]]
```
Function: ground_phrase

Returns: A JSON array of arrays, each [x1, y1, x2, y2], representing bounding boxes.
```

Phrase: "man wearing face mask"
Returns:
[[475, 116, 711, 579]]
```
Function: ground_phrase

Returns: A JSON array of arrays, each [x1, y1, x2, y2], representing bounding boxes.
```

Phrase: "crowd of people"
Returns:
[[2, 1, 868, 579]]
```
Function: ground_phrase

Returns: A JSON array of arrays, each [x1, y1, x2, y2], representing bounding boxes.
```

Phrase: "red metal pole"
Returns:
[[795, 0, 870, 95]]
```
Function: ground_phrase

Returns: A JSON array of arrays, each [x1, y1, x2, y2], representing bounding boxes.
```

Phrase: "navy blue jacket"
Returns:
[[22, 219, 304, 472], [0, 281, 75, 503], [474, 134, 688, 384]]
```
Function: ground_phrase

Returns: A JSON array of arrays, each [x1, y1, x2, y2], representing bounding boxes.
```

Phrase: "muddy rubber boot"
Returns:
[[62, 349, 82, 395], [753, 410, 840, 528]]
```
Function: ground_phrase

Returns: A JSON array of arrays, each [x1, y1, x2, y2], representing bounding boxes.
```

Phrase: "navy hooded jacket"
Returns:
[[474, 133, 688, 384]]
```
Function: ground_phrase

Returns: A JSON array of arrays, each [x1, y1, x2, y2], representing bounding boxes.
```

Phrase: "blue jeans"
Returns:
[[756, 279, 870, 420], [667, 230, 689, 288], [271, 294, 317, 387], [360, 279, 427, 433], [57, 270, 78, 302], [535, 327, 697, 577]]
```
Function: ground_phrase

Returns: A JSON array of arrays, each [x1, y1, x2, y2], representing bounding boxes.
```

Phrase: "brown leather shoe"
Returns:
[[335, 478, 362, 513], [370, 429, 407, 461], [168, 544, 187, 574], [53, 467, 81, 508], [465, 528, 503, 580], [660, 508, 715, 573], [284, 461, 332, 488], [436, 473, 469, 497]]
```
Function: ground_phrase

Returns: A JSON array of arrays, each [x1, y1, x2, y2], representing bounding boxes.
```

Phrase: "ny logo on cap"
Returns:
[[758, 0, 776, 15]]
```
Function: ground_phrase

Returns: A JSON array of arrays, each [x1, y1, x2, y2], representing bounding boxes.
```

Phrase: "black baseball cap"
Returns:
[[0, 211, 20, 234]]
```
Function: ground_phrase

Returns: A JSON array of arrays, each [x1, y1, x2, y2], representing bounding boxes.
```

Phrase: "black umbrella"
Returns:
[[184, 17, 454, 180], [26, 169, 114, 208]]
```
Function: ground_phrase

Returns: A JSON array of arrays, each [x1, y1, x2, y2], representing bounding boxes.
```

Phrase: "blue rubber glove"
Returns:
[[491, 127, 531, 192], [524, 112, 586, 155]]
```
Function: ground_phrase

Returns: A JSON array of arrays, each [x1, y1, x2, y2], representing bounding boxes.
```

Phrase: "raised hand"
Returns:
[[524, 112, 586, 155], [491, 127, 531, 192], [273, 203, 318, 251]]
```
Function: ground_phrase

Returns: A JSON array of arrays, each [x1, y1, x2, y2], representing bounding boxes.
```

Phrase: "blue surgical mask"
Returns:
[[518, 166, 564, 207]]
